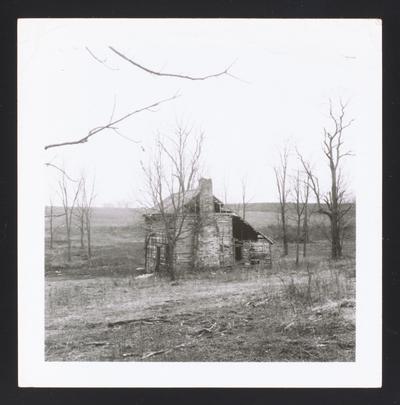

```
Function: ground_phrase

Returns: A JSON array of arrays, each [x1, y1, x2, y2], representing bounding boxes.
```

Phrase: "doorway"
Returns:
[[235, 245, 242, 261]]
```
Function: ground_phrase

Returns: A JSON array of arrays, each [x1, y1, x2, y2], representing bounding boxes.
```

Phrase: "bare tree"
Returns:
[[48, 199, 55, 250], [302, 175, 310, 258], [274, 145, 290, 256], [57, 170, 81, 262], [291, 170, 310, 265], [45, 197, 66, 249], [141, 125, 203, 280], [75, 194, 86, 250], [74, 173, 96, 258], [82, 176, 96, 259], [298, 100, 354, 260]]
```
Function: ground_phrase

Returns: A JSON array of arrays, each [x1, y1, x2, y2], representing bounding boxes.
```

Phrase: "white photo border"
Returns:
[[17, 18, 382, 388]]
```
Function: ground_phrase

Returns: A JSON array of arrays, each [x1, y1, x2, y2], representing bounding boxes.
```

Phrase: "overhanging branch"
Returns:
[[109, 46, 235, 81], [44, 94, 180, 150]]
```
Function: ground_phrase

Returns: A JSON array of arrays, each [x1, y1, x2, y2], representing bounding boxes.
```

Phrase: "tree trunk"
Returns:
[[65, 211, 72, 262], [167, 243, 176, 281], [330, 164, 342, 260], [330, 211, 342, 259], [144, 235, 149, 272], [302, 201, 308, 257], [295, 216, 300, 266], [66, 229, 72, 262], [49, 205, 53, 249], [80, 215, 85, 249], [281, 205, 288, 256], [87, 223, 91, 258]]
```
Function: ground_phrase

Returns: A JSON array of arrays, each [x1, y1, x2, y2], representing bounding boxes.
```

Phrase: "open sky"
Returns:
[[18, 19, 381, 206]]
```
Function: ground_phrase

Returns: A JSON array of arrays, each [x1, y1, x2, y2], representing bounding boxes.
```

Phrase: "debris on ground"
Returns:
[[142, 349, 170, 359], [135, 273, 155, 280], [141, 342, 190, 359], [311, 301, 339, 315], [194, 322, 217, 337], [107, 316, 171, 328], [83, 341, 109, 347], [339, 298, 355, 308]]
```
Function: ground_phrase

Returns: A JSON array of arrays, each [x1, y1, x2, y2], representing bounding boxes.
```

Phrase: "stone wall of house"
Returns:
[[242, 239, 272, 266], [195, 213, 220, 268], [192, 213, 235, 269], [215, 214, 234, 267], [241, 240, 252, 263]]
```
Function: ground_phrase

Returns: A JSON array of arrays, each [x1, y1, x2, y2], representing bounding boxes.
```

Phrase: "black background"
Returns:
[[0, 1, 398, 404]]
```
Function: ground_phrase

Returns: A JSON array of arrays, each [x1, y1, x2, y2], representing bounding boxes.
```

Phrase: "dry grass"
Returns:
[[45, 247, 355, 362]]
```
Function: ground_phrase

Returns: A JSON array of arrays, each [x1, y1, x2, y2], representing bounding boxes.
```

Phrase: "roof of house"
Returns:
[[144, 188, 199, 215], [212, 196, 274, 244]]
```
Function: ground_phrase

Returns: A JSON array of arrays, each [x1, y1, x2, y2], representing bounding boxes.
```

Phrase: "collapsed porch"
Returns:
[[232, 214, 272, 267]]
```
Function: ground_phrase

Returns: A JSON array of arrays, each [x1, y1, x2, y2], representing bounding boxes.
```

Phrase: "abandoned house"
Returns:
[[144, 178, 273, 273]]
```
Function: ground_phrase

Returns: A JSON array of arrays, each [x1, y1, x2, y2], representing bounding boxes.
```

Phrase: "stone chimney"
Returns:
[[198, 178, 214, 213]]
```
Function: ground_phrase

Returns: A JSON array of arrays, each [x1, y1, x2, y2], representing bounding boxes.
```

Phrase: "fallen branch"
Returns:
[[300, 347, 318, 359], [141, 342, 189, 360], [245, 298, 269, 307], [83, 341, 109, 347], [254, 298, 269, 307], [283, 321, 296, 331], [107, 316, 171, 328], [142, 349, 171, 359], [195, 322, 217, 337]]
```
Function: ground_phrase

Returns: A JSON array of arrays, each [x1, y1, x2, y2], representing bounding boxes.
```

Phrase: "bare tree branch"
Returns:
[[109, 46, 236, 81], [85, 47, 119, 71], [44, 94, 180, 150], [111, 128, 142, 144], [274, 144, 290, 256], [45, 163, 79, 182]]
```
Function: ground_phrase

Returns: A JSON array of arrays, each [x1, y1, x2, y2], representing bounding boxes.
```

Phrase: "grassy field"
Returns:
[[45, 206, 355, 362]]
